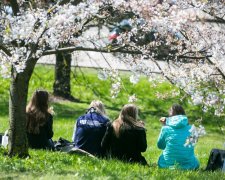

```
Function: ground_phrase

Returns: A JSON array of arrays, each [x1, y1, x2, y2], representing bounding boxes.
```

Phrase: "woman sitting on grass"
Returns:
[[157, 104, 199, 170], [101, 104, 148, 165], [72, 100, 109, 157], [26, 90, 54, 150]]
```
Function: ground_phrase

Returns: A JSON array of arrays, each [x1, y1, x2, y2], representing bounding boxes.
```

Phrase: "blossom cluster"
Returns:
[[0, 0, 224, 111], [98, 68, 121, 98], [128, 94, 137, 103], [184, 124, 206, 147]]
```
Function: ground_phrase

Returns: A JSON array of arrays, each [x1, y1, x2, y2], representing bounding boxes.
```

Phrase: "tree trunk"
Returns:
[[9, 0, 20, 15], [8, 58, 37, 157], [53, 52, 78, 101]]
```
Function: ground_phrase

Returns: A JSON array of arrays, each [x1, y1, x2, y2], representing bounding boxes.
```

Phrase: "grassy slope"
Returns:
[[0, 64, 224, 179]]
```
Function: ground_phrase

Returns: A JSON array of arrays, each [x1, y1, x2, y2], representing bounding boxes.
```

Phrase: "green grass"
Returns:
[[0, 64, 224, 179]]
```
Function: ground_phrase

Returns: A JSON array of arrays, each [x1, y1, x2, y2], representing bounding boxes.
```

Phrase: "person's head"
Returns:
[[88, 100, 106, 115], [169, 104, 185, 116], [113, 104, 144, 137], [119, 104, 138, 124], [26, 90, 50, 134], [27, 90, 49, 112]]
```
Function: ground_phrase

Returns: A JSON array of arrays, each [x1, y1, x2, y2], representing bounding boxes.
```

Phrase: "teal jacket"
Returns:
[[157, 115, 199, 170]]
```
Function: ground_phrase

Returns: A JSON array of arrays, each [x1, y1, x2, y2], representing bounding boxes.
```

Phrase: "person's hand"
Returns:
[[159, 117, 166, 125], [139, 120, 145, 126]]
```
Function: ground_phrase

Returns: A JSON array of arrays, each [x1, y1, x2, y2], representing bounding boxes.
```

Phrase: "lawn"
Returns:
[[0, 64, 224, 179]]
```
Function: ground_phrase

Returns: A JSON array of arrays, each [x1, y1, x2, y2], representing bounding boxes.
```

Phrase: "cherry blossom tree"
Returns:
[[0, 0, 224, 156]]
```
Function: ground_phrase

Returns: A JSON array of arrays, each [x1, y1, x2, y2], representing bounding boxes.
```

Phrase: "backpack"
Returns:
[[54, 137, 96, 158], [54, 137, 74, 152], [0, 130, 8, 148], [205, 148, 225, 171]]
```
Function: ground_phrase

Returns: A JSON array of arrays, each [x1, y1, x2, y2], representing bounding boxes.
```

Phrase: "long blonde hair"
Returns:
[[26, 90, 50, 134], [112, 104, 145, 137], [88, 100, 106, 115]]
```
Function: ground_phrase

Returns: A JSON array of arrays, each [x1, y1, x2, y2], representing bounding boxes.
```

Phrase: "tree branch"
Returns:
[[206, 57, 225, 80], [58, 0, 83, 6], [0, 44, 12, 56], [42, 46, 142, 56], [178, 55, 212, 59], [42, 46, 213, 60], [189, 2, 225, 24], [202, 9, 225, 24], [199, 18, 225, 24]]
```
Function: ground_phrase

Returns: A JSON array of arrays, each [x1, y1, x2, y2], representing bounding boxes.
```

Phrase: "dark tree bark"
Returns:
[[52, 0, 83, 101], [8, 58, 37, 157], [9, 0, 19, 15], [4, 0, 28, 157], [53, 52, 79, 101]]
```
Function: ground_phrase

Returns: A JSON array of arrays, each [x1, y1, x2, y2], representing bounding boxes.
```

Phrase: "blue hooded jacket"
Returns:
[[72, 108, 109, 157], [157, 115, 199, 170]]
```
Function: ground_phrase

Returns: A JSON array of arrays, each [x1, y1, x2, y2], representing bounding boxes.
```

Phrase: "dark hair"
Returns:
[[169, 104, 185, 116], [26, 90, 50, 134]]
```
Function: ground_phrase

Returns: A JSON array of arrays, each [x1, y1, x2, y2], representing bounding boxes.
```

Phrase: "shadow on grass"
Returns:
[[53, 103, 85, 120], [47, 98, 203, 123], [1, 94, 224, 134]]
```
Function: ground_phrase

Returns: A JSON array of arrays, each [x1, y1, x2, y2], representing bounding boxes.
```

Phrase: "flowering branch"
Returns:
[[42, 45, 212, 60], [0, 44, 12, 56], [206, 57, 225, 80], [42, 46, 142, 56]]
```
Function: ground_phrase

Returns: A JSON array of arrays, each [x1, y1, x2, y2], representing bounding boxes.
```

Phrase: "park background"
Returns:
[[0, 64, 224, 179], [0, 0, 225, 179]]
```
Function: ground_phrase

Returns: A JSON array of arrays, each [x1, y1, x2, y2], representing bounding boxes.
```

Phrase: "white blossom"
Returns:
[[98, 70, 108, 80], [0, 0, 224, 117], [130, 74, 140, 84], [184, 124, 206, 147], [128, 94, 137, 103]]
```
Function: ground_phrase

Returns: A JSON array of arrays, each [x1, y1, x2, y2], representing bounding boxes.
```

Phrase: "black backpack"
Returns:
[[54, 137, 74, 151], [205, 149, 225, 171]]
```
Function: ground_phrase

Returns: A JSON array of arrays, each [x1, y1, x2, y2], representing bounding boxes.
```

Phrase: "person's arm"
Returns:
[[46, 114, 54, 139], [72, 120, 77, 142], [157, 127, 167, 150], [101, 122, 113, 150], [137, 129, 147, 152], [72, 118, 84, 146]]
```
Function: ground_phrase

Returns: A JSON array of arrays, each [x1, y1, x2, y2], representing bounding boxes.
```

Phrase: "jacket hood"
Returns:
[[166, 115, 188, 129]]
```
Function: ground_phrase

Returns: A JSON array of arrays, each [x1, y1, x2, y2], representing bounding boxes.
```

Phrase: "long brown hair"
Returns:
[[26, 90, 50, 134], [112, 104, 145, 137]]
